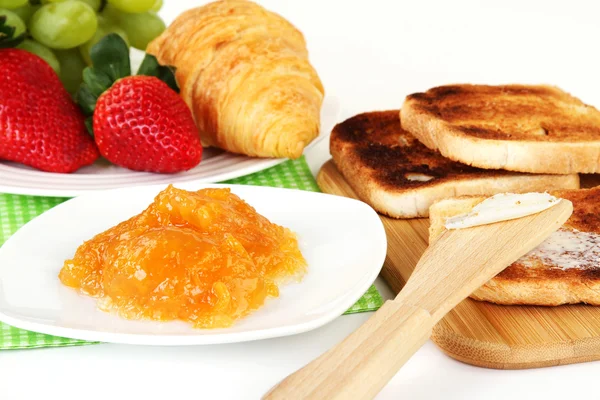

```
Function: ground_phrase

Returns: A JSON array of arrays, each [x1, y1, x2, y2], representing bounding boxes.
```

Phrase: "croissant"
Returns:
[[147, 0, 325, 159]]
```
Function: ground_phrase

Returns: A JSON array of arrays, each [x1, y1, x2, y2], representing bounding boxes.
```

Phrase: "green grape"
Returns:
[[30, 1, 98, 49], [18, 39, 61, 74], [79, 16, 129, 65], [113, 11, 165, 50], [55, 48, 86, 94], [0, 8, 26, 37], [42, 0, 102, 11], [150, 0, 162, 12], [11, 4, 39, 24], [77, 0, 101, 11], [100, 3, 119, 23], [107, 0, 154, 14], [0, 0, 27, 10]]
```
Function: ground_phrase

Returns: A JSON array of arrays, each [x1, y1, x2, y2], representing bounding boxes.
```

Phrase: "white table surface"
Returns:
[[3, 0, 600, 398]]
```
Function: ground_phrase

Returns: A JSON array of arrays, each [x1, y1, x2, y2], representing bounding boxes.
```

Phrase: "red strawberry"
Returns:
[[77, 34, 202, 174], [0, 49, 99, 173], [93, 75, 202, 173]]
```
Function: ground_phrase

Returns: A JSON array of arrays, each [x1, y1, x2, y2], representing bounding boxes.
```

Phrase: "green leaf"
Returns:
[[90, 33, 130, 82], [77, 85, 98, 117], [29, 0, 42, 5], [0, 15, 25, 48], [136, 53, 160, 76], [75, 34, 131, 117], [84, 117, 94, 136], [0, 32, 24, 48], [82, 67, 113, 98], [137, 53, 179, 93], [0, 16, 13, 37], [158, 66, 178, 93]]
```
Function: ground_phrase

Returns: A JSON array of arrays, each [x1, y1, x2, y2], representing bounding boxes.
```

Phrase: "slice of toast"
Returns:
[[401, 84, 600, 174], [429, 187, 600, 306], [330, 110, 580, 218]]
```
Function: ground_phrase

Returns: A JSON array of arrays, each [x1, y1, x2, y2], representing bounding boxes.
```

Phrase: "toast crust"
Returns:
[[429, 187, 600, 306], [401, 84, 600, 174], [330, 110, 580, 218]]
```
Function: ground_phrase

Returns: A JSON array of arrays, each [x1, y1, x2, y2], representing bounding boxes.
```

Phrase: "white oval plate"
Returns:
[[0, 97, 340, 198], [0, 183, 385, 345]]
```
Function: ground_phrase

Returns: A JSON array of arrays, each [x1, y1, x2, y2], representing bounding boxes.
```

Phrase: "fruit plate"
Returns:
[[0, 96, 340, 197], [0, 183, 386, 345]]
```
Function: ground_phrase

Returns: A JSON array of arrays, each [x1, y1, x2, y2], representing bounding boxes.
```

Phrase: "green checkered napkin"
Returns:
[[0, 157, 383, 350]]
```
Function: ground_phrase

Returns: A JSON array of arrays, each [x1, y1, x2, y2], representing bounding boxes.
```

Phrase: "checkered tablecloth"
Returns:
[[0, 157, 383, 349]]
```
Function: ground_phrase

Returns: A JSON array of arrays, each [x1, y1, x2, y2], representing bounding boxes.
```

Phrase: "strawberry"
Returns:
[[93, 76, 202, 173], [0, 18, 99, 173], [77, 34, 202, 173]]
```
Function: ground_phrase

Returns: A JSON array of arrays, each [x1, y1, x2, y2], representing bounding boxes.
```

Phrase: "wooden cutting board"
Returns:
[[317, 160, 600, 369]]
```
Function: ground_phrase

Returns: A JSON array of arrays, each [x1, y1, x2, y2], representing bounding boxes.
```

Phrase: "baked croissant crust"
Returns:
[[147, 0, 325, 159]]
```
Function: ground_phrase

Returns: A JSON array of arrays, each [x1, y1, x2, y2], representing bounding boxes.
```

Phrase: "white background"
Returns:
[[2, 0, 600, 398]]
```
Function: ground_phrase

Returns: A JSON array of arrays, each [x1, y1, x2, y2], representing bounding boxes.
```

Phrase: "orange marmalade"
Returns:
[[59, 186, 306, 328]]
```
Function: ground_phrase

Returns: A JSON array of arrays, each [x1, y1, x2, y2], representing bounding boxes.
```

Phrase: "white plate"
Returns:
[[0, 97, 340, 198], [0, 183, 385, 345]]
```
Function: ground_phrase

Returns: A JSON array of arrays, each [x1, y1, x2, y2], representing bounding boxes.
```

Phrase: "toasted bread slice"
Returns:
[[401, 84, 600, 174], [429, 187, 600, 306], [330, 110, 580, 218]]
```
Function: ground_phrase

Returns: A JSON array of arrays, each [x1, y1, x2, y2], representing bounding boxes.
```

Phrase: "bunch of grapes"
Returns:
[[0, 0, 166, 94]]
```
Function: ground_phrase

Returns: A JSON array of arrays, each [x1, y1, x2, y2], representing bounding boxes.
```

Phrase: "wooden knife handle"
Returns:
[[263, 301, 433, 400]]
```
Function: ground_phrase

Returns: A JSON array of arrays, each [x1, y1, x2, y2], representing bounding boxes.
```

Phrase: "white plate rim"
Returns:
[[0, 183, 386, 345], [0, 96, 340, 198]]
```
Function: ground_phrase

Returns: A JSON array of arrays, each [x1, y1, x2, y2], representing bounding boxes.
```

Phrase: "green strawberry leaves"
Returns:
[[0, 16, 13, 38], [77, 81, 98, 116], [90, 32, 131, 82], [0, 15, 25, 49], [77, 34, 130, 133], [137, 54, 179, 93], [76, 33, 179, 135], [83, 67, 113, 98]]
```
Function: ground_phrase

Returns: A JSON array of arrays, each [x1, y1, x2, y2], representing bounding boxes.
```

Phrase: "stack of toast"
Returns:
[[330, 83, 600, 306]]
